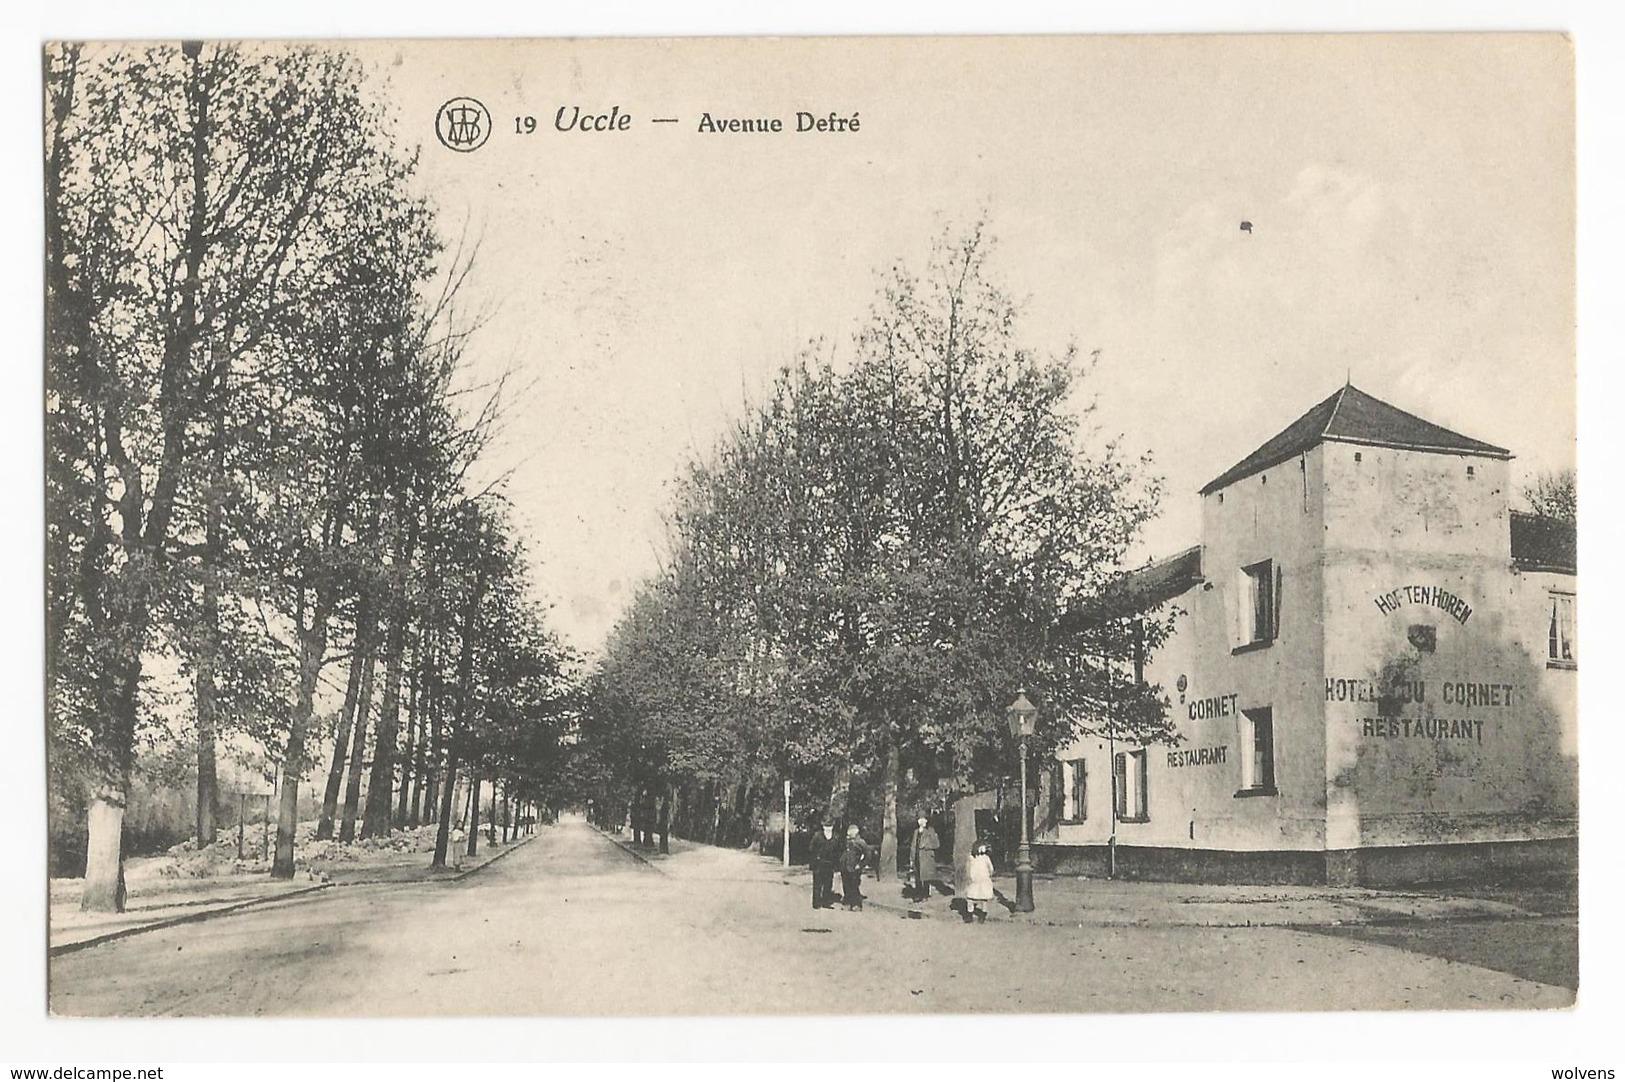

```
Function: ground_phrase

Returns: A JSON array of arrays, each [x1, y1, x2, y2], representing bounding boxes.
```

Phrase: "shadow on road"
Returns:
[[1292, 917, 1578, 990]]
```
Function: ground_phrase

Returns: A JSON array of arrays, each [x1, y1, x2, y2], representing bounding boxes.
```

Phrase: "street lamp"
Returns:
[[1006, 689, 1038, 913]]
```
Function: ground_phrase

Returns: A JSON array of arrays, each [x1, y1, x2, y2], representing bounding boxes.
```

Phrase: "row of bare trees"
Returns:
[[576, 225, 1177, 874], [46, 41, 573, 911]]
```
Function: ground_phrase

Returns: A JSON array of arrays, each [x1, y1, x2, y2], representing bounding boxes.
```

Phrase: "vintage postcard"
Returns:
[[43, 34, 1576, 1019]]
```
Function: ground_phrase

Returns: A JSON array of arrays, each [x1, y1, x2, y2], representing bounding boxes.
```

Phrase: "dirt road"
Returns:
[[48, 817, 1574, 1016]]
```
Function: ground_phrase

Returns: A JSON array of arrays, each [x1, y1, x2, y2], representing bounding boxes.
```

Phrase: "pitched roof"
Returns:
[[1059, 545, 1204, 629], [1200, 384, 1512, 496], [1510, 511, 1576, 575]]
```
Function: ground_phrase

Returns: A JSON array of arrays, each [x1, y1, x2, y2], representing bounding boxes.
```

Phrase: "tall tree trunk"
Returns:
[[659, 785, 673, 854], [315, 646, 365, 841], [394, 630, 420, 828], [364, 518, 418, 838], [416, 647, 438, 829], [274, 588, 330, 879], [737, 781, 755, 849], [414, 715, 433, 828], [450, 560, 487, 855], [86, 38, 212, 904], [81, 658, 141, 911], [80, 785, 128, 912], [431, 760, 457, 869], [879, 734, 900, 882], [466, 772, 480, 857], [193, 590, 219, 848], [193, 364, 227, 848], [338, 637, 378, 842], [362, 623, 403, 839]]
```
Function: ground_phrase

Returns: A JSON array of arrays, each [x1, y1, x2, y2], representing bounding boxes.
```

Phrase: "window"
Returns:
[[1060, 759, 1086, 822], [1548, 592, 1576, 666], [1235, 559, 1278, 650], [1113, 749, 1148, 822], [1237, 707, 1275, 796]]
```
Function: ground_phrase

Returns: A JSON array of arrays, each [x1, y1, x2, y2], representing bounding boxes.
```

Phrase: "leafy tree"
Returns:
[[46, 42, 422, 907], [580, 222, 1173, 874], [1523, 468, 1576, 522], [45, 40, 571, 903]]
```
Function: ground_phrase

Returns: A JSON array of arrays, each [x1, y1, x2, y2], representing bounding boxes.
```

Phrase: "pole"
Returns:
[[262, 794, 270, 861], [237, 793, 245, 859], [1015, 735, 1035, 912], [782, 778, 791, 867], [1106, 650, 1118, 880]]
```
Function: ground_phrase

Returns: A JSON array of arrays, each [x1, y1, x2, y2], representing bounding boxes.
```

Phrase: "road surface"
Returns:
[[48, 817, 1575, 1016]]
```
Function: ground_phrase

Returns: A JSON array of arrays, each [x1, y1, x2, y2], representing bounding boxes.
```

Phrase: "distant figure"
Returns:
[[961, 840, 996, 924], [909, 817, 947, 901], [839, 824, 875, 911], [808, 821, 839, 909], [1240, 221, 1253, 233]]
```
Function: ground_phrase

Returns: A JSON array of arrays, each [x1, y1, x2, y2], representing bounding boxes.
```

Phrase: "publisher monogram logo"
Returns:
[[435, 97, 491, 153]]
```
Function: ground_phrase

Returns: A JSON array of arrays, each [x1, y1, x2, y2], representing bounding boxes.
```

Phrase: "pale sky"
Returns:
[[359, 35, 1574, 655]]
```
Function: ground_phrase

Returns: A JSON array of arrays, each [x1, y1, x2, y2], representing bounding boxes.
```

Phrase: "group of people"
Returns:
[[808, 822, 873, 910], [807, 815, 998, 924]]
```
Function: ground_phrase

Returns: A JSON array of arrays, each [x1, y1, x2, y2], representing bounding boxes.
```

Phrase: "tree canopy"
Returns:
[[576, 224, 1176, 848]]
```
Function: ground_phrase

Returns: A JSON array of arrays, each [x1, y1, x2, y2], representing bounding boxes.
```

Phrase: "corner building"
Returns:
[[1041, 385, 1577, 886]]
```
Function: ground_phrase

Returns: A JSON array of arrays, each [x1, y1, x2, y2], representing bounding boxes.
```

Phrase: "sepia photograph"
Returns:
[[38, 29, 1584, 1030]]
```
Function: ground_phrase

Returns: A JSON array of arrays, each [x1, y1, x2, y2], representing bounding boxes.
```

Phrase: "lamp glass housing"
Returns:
[[1006, 690, 1038, 738]]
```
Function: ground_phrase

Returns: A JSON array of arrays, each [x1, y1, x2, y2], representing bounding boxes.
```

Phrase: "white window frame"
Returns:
[[1237, 706, 1276, 796], [1235, 559, 1277, 650], [1113, 749, 1149, 823], [1061, 758, 1086, 822], [1548, 591, 1576, 666]]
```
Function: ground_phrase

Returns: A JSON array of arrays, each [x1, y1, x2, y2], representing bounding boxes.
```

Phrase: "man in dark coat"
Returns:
[[808, 821, 839, 909], [839, 824, 876, 910], [909, 816, 947, 900]]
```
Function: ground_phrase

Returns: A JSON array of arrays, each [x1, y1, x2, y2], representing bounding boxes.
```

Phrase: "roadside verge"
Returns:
[[49, 830, 540, 956]]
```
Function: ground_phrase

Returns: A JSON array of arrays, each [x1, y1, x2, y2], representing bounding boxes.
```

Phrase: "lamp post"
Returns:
[[1006, 689, 1038, 913]]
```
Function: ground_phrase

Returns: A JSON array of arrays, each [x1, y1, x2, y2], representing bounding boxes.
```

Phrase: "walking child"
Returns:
[[961, 839, 996, 923]]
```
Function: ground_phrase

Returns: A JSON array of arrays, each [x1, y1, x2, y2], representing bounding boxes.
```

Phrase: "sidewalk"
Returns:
[[49, 828, 538, 954], [594, 830, 1575, 929], [863, 873, 1572, 929]]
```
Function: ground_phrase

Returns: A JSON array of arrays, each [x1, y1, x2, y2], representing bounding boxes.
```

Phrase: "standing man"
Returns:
[[840, 824, 875, 911], [910, 816, 946, 900], [809, 819, 839, 909]]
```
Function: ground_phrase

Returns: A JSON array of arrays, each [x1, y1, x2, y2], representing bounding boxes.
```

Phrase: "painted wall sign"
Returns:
[[1358, 716, 1486, 744], [1167, 745, 1228, 768], [1326, 678, 1425, 704], [1326, 677, 1515, 707], [1187, 694, 1238, 720], [1372, 585, 1473, 624], [1442, 682, 1515, 707]]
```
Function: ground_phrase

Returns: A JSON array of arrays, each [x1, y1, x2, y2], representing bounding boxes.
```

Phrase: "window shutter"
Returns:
[[1273, 562, 1284, 640], [1112, 753, 1126, 819], [1135, 752, 1149, 820], [1261, 713, 1275, 790]]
